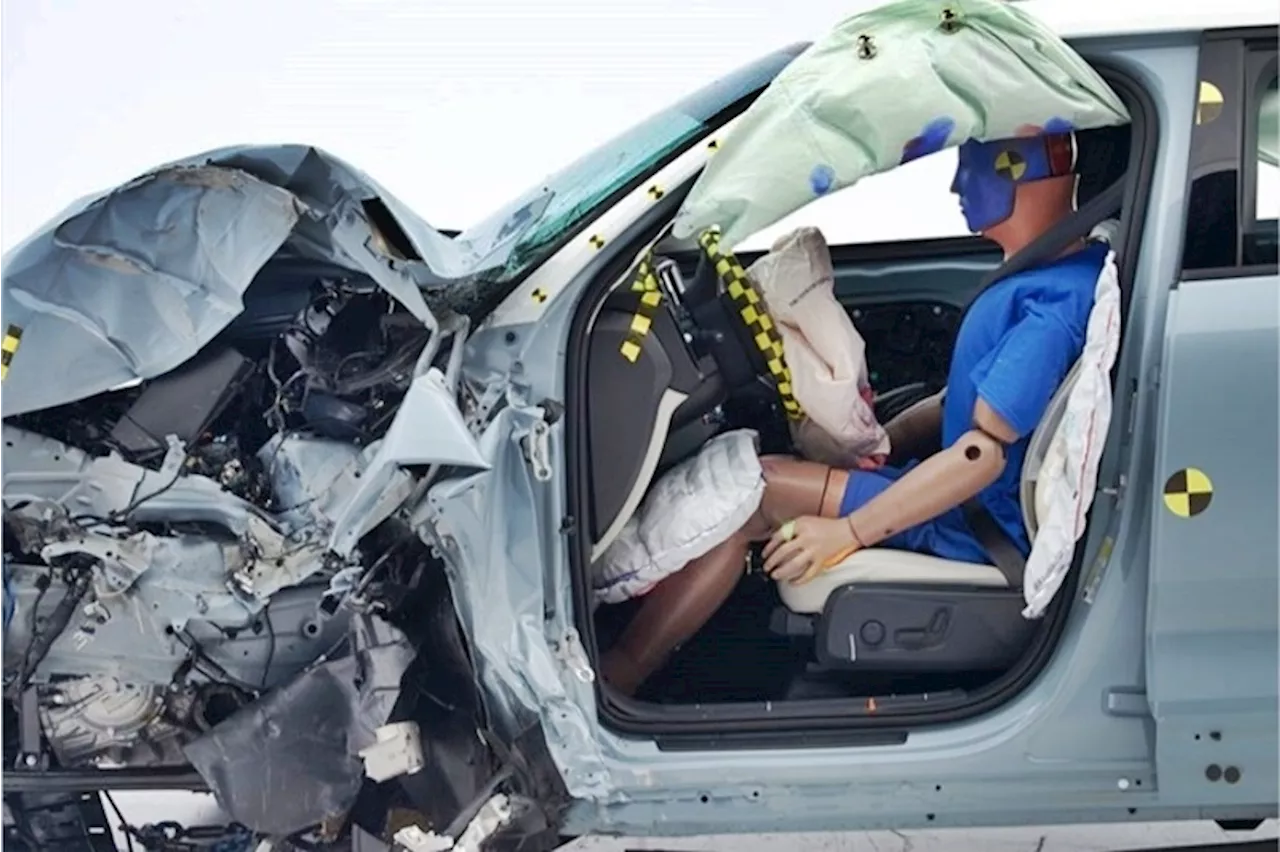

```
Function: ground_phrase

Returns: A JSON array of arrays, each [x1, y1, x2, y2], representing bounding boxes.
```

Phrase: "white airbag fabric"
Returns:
[[592, 429, 764, 604], [747, 227, 891, 468], [1021, 248, 1122, 618]]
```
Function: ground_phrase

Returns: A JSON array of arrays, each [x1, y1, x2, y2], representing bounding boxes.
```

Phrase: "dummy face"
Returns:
[[951, 133, 1075, 233]]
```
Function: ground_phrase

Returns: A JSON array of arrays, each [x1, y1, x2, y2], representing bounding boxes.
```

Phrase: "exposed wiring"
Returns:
[[350, 539, 406, 601], [10, 563, 91, 696], [12, 569, 52, 691], [109, 459, 188, 523], [173, 629, 264, 695], [102, 791, 137, 852]]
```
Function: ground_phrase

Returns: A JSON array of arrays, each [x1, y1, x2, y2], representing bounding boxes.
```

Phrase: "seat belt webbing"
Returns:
[[962, 497, 1026, 588]]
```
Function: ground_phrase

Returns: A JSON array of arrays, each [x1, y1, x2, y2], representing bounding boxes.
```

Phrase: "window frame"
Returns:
[[1240, 44, 1277, 259], [1181, 26, 1280, 280]]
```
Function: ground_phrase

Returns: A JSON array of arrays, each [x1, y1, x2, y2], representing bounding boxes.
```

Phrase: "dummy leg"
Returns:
[[600, 457, 848, 695], [757, 456, 850, 526], [600, 529, 752, 695]]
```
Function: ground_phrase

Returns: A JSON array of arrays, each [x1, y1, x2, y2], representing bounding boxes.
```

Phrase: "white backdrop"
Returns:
[[0, 0, 973, 256]]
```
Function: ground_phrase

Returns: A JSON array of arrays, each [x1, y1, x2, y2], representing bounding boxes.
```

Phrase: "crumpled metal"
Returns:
[[0, 144, 552, 417], [183, 613, 415, 837]]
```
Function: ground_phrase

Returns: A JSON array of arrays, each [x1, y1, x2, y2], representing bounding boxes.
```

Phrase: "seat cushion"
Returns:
[[776, 548, 1008, 614]]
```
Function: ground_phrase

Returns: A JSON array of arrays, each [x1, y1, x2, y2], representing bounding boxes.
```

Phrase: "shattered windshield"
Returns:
[[474, 44, 806, 280]]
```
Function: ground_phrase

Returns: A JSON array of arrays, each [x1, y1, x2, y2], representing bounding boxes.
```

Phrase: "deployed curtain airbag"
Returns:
[[672, 0, 1130, 247]]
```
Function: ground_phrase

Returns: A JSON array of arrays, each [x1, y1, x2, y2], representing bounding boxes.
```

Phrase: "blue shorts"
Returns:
[[838, 463, 991, 564]]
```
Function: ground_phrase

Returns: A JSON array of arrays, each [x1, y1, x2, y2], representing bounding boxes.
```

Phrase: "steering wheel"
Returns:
[[671, 228, 803, 452]]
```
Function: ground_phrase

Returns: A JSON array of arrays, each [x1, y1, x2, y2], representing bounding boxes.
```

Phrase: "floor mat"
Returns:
[[631, 573, 807, 704]]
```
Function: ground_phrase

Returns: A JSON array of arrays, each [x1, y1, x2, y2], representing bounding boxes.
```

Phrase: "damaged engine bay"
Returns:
[[0, 149, 576, 849], [3, 259, 452, 805]]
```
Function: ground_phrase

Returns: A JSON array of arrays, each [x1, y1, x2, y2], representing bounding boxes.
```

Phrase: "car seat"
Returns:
[[769, 190, 1125, 673], [770, 355, 1086, 672]]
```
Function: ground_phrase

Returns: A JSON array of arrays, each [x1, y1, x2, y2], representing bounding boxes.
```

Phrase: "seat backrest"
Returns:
[[1019, 358, 1083, 539]]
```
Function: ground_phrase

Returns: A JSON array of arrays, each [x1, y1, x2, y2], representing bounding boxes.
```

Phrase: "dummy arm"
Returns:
[[847, 398, 1016, 549], [764, 399, 1018, 583], [884, 391, 944, 466]]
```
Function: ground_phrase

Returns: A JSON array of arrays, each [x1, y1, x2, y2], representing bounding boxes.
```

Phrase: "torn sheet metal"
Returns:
[[419, 403, 611, 800], [183, 613, 415, 837], [2, 429, 356, 692], [673, 0, 1131, 246], [327, 368, 490, 557], [0, 144, 552, 418], [260, 433, 417, 562], [1, 166, 300, 417], [2, 425, 336, 604], [149, 145, 547, 290]]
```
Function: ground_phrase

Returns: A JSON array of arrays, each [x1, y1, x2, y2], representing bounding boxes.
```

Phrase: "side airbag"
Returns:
[[592, 429, 764, 604], [1021, 245, 1121, 618]]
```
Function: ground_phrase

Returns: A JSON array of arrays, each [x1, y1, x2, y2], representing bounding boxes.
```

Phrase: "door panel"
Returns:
[[1147, 273, 1279, 806]]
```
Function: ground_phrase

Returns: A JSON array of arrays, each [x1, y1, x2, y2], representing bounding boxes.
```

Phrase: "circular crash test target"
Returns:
[[1162, 467, 1214, 518]]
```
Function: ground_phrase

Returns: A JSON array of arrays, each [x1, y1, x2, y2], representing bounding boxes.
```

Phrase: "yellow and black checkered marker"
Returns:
[[531, 288, 549, 304], [589, 234, 606, 250], [1162, 467, 1213, 518], [995, 149, 1027, 181], [0, 324, 22, 381], [618, 252, 663, 363], [697, 228, 803, 421], [647, 185, 665, 201]]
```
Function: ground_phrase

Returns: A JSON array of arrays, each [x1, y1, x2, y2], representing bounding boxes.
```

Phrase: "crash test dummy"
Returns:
[[599, 126, 1112, 697]]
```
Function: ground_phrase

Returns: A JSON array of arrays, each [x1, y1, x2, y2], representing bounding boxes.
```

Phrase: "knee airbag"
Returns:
[[592, 429, 764, 605]]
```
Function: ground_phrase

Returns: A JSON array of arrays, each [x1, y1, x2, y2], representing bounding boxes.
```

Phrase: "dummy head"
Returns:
[[951, 127, 1079, 255]]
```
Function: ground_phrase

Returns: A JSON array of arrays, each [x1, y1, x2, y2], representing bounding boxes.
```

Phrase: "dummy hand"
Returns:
[[763, 516, 860, 585]]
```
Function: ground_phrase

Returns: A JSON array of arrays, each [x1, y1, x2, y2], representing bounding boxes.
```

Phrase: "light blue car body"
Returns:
[[440, 14, 1280, 839], [2, 2, 1276, 847]]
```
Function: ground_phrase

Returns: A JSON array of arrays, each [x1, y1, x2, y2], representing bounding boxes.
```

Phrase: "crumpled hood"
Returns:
[[672, 0, 1131, 247], [0, 145, 549, 417]]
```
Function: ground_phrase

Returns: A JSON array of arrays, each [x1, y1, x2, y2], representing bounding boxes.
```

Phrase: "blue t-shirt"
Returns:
[[939, 241, 1108, 556]]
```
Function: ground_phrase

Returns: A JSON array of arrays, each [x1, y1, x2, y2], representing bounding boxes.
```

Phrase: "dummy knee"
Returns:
[[758, 455, 842, 522]]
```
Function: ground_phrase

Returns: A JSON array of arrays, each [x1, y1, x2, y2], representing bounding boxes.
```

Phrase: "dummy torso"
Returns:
[[939, 240, 1109, 555]]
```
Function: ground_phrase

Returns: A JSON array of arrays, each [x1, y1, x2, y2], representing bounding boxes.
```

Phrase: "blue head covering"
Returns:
[[951, 131, 1077, 232]]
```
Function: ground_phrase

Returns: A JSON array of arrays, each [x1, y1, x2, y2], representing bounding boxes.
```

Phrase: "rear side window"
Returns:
[[1247, 70, 1277, 263], [1182, 29, 1279, 276]]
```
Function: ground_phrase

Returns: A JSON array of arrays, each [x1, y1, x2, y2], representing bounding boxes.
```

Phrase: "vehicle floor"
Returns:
[[594, 572, 1001, 706], [594, 572, 807, 704]]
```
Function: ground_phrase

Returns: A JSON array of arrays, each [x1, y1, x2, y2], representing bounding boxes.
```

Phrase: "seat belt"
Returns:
[[961, 498, 1027, 588], [977, 178, 1126, 291], [956, 177, 1128, 589]]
